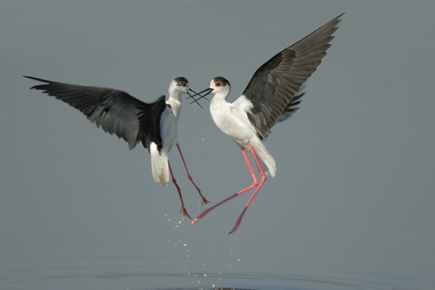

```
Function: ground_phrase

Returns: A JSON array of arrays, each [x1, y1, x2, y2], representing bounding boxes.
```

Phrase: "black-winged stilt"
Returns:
[[191, 14, 343, 233], [25, 76, 209, 218]]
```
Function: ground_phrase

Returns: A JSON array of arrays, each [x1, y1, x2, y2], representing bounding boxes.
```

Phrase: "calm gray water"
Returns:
[[3, 248, 432, 290], [1, 215, 433, 290]]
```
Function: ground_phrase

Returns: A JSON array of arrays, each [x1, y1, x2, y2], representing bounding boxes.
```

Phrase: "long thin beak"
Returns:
[[188, 88, 213, 106], [187, 89, 203, 109], [199, 88, 213, 99], [187, 88, 211, 100]]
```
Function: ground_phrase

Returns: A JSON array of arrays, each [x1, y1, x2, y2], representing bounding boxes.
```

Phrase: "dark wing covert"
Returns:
[[242, 13, 343, 139], [25, 76, 167, 151]]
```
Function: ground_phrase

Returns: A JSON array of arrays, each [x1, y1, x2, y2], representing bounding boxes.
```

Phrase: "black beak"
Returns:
[[187, 88, 211, 99], [188, 88, 213, 106], [187, 88, 204, 109]]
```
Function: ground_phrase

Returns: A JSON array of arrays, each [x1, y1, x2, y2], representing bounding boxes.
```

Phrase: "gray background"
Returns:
[[1, 1, 434, 289]]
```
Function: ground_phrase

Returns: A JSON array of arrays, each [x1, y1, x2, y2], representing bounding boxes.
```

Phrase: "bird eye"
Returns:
[[182, 83, 186, 87], [216, 82, 221, 87]]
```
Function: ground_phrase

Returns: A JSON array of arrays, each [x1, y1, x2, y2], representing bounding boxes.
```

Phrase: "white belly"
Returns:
[[211, 103, 256, 148], [160, 108, 179, 151]]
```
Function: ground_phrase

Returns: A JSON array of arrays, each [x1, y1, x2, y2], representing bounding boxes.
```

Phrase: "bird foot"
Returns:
[[229, 220, 241, 234], [191, 208, 210, 224], [199, 197, 210, 207], [180, 207, 192, 219], [190, 181, 209, 207]]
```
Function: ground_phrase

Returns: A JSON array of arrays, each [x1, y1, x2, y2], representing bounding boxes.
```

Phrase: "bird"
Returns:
[[24, 76, 209, 218], [190, 14, 343, 233]]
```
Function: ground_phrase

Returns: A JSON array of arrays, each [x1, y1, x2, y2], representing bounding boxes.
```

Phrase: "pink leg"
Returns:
[[191, 145, 259, 225], [176, 143, 209, 206], [229, 141, 268, 234], [168, 160, 191, 219]]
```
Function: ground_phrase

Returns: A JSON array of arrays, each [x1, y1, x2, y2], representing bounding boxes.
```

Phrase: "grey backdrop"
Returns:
[[1, 0, 434, 289]]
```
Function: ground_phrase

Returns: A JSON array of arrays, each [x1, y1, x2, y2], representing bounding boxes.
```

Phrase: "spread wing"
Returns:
[[25, 76, 167, 151], [242, 13, 343, 139]]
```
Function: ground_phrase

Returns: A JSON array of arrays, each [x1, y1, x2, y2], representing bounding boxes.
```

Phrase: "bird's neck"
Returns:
[[210, 92, 231, 118], [212, 90, 230, 103], [167, 91, 182, 117], [169, 88, 183, 102]]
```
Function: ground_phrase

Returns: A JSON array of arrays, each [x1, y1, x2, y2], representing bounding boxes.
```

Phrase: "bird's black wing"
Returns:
[[25, 76, 166, 151], [242, 13, 343, 140], [137, 95, 167, 152], [276, 92, 305, 123]]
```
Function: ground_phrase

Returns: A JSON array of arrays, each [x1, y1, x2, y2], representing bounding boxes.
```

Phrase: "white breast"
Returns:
[[210, 95, 257, 148]]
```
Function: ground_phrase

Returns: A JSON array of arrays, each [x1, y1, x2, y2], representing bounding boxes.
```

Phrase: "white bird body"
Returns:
[[209, 82, 276, 177], [192, 14, 343, 233], [26, 76, 208, 219], [151, 82, 183, 185]]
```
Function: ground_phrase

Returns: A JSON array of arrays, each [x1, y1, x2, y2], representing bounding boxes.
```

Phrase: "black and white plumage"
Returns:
[[25, 76, 208, 218], [191, 14, 343, 233]]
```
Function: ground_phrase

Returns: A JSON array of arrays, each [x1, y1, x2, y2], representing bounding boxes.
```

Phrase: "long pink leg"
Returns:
[[229, 141, 268, 234], [191, 145, 259, 225], [168, 160, 191, 219], [176, 143, 209, 206]]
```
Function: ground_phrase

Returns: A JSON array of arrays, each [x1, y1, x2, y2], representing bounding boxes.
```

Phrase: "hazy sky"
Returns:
[[1, 0, 434, 287]]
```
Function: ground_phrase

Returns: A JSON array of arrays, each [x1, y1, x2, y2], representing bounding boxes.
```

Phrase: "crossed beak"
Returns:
[[188, 88, 213, 108]]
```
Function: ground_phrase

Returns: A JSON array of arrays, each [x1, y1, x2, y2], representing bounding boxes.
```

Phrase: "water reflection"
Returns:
[[34, 271, 381, 290], [2, 251, 430, 290]]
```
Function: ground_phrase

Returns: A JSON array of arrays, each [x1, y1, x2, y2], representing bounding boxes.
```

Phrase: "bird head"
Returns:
[[187, 76, 231, 107], [170, 76, 190, 94], [169, 76, 198, 103], [209, 76, 231, 95]]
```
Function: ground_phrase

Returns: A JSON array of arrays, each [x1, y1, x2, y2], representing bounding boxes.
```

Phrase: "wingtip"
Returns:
[[24, 76, 35, 90], [23, 75, 37, 81], [24, 76, 39, 90], [23, 75, 53, 84], [334, 13, 345, 24]]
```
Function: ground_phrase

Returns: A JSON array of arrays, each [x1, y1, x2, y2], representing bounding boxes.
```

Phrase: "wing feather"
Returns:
[[243, 14, 343, 139], [25, 76, 166, 151]]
